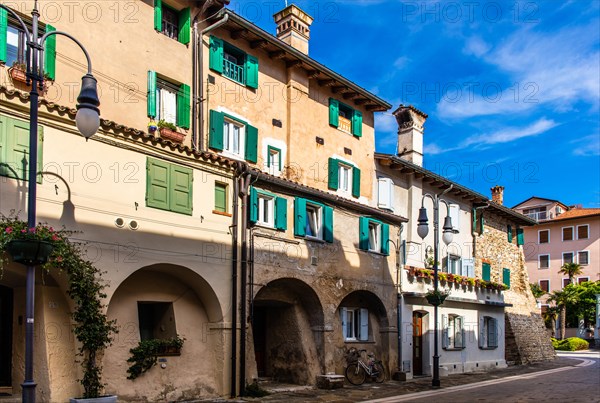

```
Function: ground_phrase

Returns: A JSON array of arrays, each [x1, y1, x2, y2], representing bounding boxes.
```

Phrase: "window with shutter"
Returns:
[[0, 114, 43, 182], [208, 110, 257, 162], [146, 157, 193, 215], [248, 187, 287, 231], [293, 198, 333, 242], [482, 263, 491, 281], [444, 314, 465, 350], [503, 268, 510, 288], [358, 217, 390, 255], [461, 258, 475, 278], [507, 225, 513, 243], [480, 316, 498, 349], [377, 177, 393, 210], [448, 204, 460, 232], [148, 72, 190, 130], [208, 36, 259, 88], [341, 307, 369, 341], [214, 182, 227, 213], [154, 1, 190, 44], [577, 225, 589, 240], [329, 98, 363, 137], [517, 227, 525, 245], [538, 254, 550, 269], [1, 11, 49, 68], [328, 158, 360, 198]]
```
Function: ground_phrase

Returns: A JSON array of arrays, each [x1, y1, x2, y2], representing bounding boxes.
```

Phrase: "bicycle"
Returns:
[[344, 348, 385, 385]]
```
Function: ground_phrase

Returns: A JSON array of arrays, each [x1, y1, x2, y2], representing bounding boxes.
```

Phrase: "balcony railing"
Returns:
[[338, 115, 352, 133], [223, 59, 244, 84], [526, 211, 549, 221]]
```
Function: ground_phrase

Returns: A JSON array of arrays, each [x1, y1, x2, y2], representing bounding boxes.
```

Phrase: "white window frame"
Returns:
[[305, 203, 323, 240], [538, 254, 550, 269], [156, 79, 178, 125], [257, 194, 275, 228], [577, 224, 589, 240], [562, 226, 574, 241], [578, 276, 590, 284], [577, 250, 590, 266], [539, 279, 550, 293], [338, 163, 352, 194], [341, 307, 369, 341], [368, 221, 381, 252], [448, 204, 460, 233], [223, 118, 245, 157], [538, 229, 550, 244], [562, 251, 575, 266], [377, 177, 394, 211], [562, 277, 571, 288], [267, 147, 281, 176]]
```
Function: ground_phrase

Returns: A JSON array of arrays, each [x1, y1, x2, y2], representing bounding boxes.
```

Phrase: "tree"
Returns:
[[530, 282, 546, 299], [542, 306, 560, 338], [558, 262, 583, 284], [547, 288, 578, 340], [566, 281, 600, 327]]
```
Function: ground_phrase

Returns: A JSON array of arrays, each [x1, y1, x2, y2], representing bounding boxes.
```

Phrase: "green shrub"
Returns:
[[551, 337, 559, 349], [245, 382, 269, 397], [553, 337, 589, 351]]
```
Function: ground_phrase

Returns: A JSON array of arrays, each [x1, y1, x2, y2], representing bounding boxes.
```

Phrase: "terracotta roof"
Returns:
[[552, 208, 600, 221]]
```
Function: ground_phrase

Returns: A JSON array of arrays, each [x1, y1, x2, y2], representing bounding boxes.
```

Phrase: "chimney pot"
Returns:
[[393, 105, 428, 166], [491, 185, 505, 205], [273, 4, 314, 54]]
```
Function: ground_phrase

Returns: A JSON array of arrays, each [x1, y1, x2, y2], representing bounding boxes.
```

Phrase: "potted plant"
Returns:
[[157, 120, 185, 143], [1, 215, 118, 402], [425, 289, 450, 306], [127, 336, 185, 380], [8, 61, 27, 84], [466, 277, 476, 288]]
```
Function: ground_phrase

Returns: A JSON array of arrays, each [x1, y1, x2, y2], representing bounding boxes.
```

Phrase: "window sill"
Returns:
[[344, 340, 375, 344], [213, 210, 232, 217], [255, 222, 276, 230], [303, 236, 325, 244], [479, 346, 498, 350], [442, 347, 466, 351]]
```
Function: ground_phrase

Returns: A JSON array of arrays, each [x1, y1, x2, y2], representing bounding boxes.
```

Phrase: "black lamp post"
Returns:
[[416, 185, 454, 388], [0, 3, 100, 402]]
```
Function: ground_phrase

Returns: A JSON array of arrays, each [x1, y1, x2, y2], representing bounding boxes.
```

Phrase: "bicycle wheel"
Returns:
[[345, 363, 366, 385], [372, 362, 385, 383]]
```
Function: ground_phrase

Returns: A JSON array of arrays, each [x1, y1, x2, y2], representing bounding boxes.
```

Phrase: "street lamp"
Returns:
[[0, 3, 100, 402], [417, 185, 454, 388]]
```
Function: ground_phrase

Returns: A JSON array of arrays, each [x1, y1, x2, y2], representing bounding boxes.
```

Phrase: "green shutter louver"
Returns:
[[154, 0, 162, 31], [209, 36, 224, 73], [146, 158, 170, 211], [245, 123, 258, 163], [208, 110, 224, 150], [176, 83, 191, 129], [358, 217, 369, 251], [294, 197, 307, 237], [482, 263, 491, 282], [2, 116, 43, 182], [178, 7, 191, 44], [147, 71, 157, 118], [352, 110, 363, 137], [517, 227, 524, 245], [503, 268, 510, 288], [381, 223, 390, 255], [327, 158, 339, 190], [507, 225, 513, 243], [44, 25, 56, 81], [478, 213, 485, 235], [0, 8, 7, 62], [249, 187, 258, 224], [275, 197, 287, 231], [352, 167, 361, 198], [329, 98, 339, 127], [245, 54, 259, 89], [170, 164, 193, 215], [323, 205, 334, 243]]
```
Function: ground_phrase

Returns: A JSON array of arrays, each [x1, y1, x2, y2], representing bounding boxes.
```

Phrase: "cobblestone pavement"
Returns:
[[209, 352, 597, 403]]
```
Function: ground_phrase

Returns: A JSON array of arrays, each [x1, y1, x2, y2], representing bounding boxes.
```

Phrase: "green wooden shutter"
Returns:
[[176, 83, 191, 129], [178, 7, 191, 44], [352, 167, 361, 198], [214, 183, 227, 212], [209, 36, 223, 73], [517, 227, 524, 245], [5, 117, 42, 182], [170, 164, 193, 215], [294, 197, 306, 237], [478, 213, 485, 234], [352, 110, 363, 137], [147, 71, 157, 118], [329, 98, 339, 127], [358, 217, 369, 251], [245, 54, 259, 89], [0, 8, 7, 62], [146, 158, 170, 211], [154, 0, 162, 31], [381, 223, 390, 255], [44, 25, 56, 81], [245, 123, 258, 163], [208, 110, 224, 150], [482, 263, 491, 282], [327, 158, 338, 190], [275, 197, 287, 231], [249, 187, 258, 224], [507, 225, 513, 243], [323, 205, 334, 243], [503, 268, 510, 288]]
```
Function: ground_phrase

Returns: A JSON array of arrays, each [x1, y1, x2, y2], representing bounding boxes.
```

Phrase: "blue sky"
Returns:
[[228, 0, 600, 208]]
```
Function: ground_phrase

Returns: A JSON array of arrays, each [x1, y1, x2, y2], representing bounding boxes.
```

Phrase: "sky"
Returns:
[[227, 0, 600, 208]]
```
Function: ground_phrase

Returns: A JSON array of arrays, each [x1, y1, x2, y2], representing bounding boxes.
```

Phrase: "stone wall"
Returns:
[[475, 211, 555, 364]]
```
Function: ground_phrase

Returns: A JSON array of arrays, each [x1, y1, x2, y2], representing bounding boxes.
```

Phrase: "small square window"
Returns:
[[305, 204, 323, 239], [539, 280, 550, 292], [538, 255, 550, 269], [563, 252, 574, 265], [577, 225, 589, 240], [578, 251, 589, 265], [161, 5, 179, 39], [223, 119, 245, 156], [368, 221, 381, 252], [214, 182, 228, 213], [562, 227, 574, 241], [539, 230, 550, 244], [137, 302, 177, 341], [338, 164, 352, 193], [578, 277, 590, 284], [267, 146, 282, 176], [257, 194, 274, 227], [342, 307, 368, 341], [563, 278, 570, 288]]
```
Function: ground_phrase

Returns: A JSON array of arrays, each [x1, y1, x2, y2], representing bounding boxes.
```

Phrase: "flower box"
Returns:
[[9, 66, 28, 84], [159, 127, 185, 143], [6, 239, 54, 266]]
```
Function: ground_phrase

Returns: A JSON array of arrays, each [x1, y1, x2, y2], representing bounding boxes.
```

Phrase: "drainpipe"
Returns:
[[396, 224, 404, 375], [191, 17, 198, 149], [197, 13, 229, 151], [239, 173, 251, 396]]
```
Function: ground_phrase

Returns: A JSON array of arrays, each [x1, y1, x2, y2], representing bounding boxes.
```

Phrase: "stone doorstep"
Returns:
[[316, 374, 345, 390]]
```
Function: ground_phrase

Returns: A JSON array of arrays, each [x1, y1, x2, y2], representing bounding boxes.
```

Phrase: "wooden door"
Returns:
[[412, 312, 423, 375]]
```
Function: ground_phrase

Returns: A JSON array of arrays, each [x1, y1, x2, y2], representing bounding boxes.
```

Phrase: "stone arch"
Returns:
[[251, 278, 324, 384]]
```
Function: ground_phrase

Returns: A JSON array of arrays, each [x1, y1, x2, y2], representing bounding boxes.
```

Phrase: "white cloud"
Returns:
[[462, 36, 490, 57], [571, 134, 600, 156], [393, 56, 411, 69]]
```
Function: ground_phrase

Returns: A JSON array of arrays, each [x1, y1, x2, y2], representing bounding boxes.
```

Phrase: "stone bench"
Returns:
[[316, 374, 345, 389]]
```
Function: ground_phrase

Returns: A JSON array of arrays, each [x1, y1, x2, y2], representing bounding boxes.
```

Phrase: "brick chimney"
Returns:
[[273, 4, 314, 54], [393, 105, 428, 166], [491, 185, 504, 205]]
